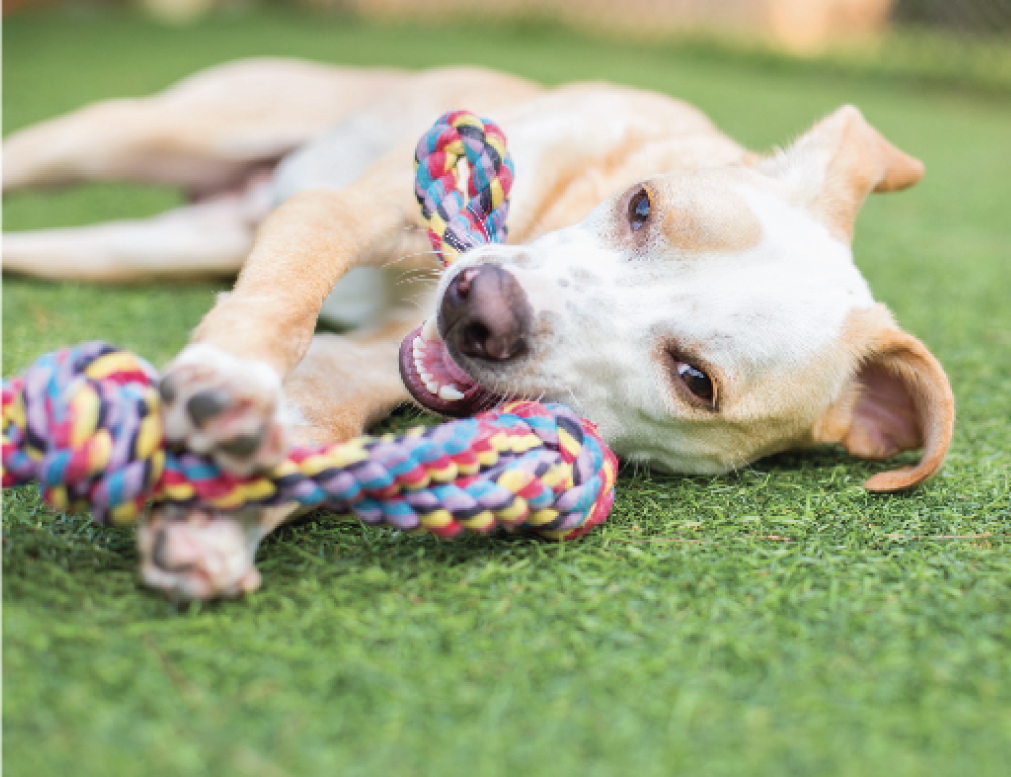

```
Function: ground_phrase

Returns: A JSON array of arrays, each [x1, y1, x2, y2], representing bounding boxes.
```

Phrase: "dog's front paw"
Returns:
[[139, 505, 266, 602], [160, 343, 287, 476]]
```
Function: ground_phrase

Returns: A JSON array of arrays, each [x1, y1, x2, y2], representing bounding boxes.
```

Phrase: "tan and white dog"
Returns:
[[3, 59, 954, 600]]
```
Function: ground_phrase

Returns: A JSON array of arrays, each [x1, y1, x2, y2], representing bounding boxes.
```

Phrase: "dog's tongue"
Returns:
[[398, 318, 500, 417], [440, 342, 475, 386]]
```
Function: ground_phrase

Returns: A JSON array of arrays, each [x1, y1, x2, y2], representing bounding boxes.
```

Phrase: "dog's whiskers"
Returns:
[[382, 249, 444, 269], [393, 273, 441, 288], [401, 297, 433, 314]]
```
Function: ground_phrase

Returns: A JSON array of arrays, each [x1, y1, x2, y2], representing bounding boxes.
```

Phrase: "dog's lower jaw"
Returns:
[[398, 323, 504, 417]]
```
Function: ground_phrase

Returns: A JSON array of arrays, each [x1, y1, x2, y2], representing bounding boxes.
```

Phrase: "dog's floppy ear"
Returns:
[[763, 105, 925, 241], [814, 309, 954, 492]]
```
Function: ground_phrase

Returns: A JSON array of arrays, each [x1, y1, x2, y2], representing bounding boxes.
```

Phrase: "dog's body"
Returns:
[[3, 59, 954, 600]]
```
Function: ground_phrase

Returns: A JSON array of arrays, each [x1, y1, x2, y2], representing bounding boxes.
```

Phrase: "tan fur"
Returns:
[[283, 323, 415, 446], [767, 105, 925, 242], [811, 306, 955, 490], [657, 175, 763, 254], [2, 59, 409, 195], [504, 86, 750, 241], [810, 306, 898, 445]]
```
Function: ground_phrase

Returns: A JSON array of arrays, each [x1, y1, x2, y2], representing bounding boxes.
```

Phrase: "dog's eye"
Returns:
[[675, 362, 715, 405], [628, 187, 651, 231]]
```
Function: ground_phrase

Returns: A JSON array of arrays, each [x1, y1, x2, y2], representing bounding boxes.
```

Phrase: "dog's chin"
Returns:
[[398, 323, 504, 418]]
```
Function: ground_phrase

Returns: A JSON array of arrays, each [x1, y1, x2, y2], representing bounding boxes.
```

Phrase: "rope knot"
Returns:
[[414, 110, 514, 264], [2, 341, 164, 524]]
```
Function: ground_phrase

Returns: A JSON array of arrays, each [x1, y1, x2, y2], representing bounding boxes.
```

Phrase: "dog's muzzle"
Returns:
[[399, 264, 533, 417]]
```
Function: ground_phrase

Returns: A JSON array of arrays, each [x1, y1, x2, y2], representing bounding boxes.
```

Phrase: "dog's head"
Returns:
[[401, 106, 954, 491]]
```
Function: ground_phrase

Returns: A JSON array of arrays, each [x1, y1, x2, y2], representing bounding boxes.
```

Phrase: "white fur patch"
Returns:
[[433, 172, 880, 475]]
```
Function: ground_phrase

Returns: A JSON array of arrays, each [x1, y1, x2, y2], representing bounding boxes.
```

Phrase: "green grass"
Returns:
[[3, 9, 1011, 776]]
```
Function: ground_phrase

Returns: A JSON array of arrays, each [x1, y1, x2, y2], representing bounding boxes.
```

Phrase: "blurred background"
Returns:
[[4, 0, 1010, 93]]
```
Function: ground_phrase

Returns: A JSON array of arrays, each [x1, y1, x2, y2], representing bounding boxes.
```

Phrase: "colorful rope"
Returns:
[[1, 341, 616, 539], [414, 110, 513, 264], [1, 109, 618, 540]]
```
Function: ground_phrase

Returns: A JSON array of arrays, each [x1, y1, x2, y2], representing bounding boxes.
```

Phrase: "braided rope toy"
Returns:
[[2, 111, 618, 541], [414, 109, 513, 262]]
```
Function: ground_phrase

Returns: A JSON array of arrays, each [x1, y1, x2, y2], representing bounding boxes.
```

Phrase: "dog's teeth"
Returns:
[[423, 379, 440, 395], [439, 384, 464, 402], [412, 338, 425, 356], [421, 317, 438, 342]]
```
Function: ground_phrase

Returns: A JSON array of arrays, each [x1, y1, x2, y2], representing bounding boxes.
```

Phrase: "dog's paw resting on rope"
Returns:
[[159, 343, 290, 478]]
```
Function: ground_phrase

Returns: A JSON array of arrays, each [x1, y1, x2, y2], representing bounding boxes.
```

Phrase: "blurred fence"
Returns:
[[323, 0, 1011, 93], [895, 0, 1011, 32], [6, 0, 1011, 92], [313, 0, 896, 52], [875, 0, 1011, 92], [302, 0, 1011, 93]]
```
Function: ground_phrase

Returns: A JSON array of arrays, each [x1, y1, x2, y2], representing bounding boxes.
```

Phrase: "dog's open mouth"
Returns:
[[399, 317, 503, 417]]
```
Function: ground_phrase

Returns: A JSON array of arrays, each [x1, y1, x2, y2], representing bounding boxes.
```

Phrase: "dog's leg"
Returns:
[[3, 58, 406, 196], [155, 67, 542, 474], [158, 156, 431, 475], [139, 322, 421, 601], [138, 503, 286, 602], [283, 321, 420, 445], [2, 183, 271, 281]]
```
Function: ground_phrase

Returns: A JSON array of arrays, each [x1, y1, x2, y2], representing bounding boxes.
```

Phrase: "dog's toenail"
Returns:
[[152, 531, 172, 569], [219, 431, 263, 458], [151, 529, 167, 565], [152, 531, 194, 574], [187, 389, 230, 427], [159, 375, 178, 404]]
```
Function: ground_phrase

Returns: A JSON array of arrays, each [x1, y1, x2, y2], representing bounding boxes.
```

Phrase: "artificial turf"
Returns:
[[3, 9, 1010, 776]]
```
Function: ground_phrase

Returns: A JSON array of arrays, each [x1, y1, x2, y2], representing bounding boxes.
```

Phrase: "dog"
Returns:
[[2, 59, 954, 600]]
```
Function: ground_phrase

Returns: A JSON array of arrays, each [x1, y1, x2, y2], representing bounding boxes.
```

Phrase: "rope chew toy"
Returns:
[[414, 109, 513, 263], [2, 343, 614, 539], [1, 111, 618, 541]]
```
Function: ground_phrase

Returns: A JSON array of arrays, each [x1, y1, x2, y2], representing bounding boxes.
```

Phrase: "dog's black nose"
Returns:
[[439, 264, 532, 361]]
